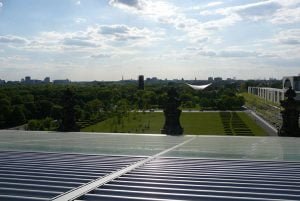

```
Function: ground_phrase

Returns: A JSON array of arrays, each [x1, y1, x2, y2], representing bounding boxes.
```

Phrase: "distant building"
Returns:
[[283, 76, 300, 91], [53, 79, 70, 84], [25, 76, 31, 83], [214, 77, 222, 82], [7, 81, 20, 84], [44, 77, 50, 83], [248, 75, 300, 103], [208, 77, 213, 82], [146, 77, 158, 83], [32, 79, 42, 84], [22, 76, 44, 84], [138, 75, 144, 90]]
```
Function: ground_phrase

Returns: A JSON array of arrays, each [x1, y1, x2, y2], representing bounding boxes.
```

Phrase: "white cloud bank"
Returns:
[[0, 24, 164, 58], [200, 0, 300, 24]]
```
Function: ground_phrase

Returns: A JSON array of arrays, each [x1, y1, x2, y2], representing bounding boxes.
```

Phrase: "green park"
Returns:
[[82, 111, 266, 136], [0, 81, 274, 136]]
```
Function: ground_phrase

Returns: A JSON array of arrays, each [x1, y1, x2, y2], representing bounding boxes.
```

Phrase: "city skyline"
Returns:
[[0, 0, 300, 81]]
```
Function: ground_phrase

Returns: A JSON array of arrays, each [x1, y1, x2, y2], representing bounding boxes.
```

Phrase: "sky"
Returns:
[[0, 0, 300, 81]]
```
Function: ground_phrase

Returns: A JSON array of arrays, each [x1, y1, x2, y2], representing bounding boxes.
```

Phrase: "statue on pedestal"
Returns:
[[279, 87, 300, 137], [59, 88, 79, 132], [161, 87, 183, 135]]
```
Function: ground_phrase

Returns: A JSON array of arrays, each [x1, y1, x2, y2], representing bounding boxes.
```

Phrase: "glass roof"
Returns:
[[0, 130, 299, 161], [166, 136, 300, 161]]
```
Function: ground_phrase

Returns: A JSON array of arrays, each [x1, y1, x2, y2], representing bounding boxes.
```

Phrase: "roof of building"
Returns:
[[0, 130, 300, 201], [186, 83, 212, 90]]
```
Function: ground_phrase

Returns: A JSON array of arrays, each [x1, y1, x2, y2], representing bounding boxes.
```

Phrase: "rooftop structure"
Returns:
[[0, 130, 300, 201], [186, 83, 212, 91]]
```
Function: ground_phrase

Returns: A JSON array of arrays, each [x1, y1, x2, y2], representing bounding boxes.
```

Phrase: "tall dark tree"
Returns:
[[59, 88, 79, 132]]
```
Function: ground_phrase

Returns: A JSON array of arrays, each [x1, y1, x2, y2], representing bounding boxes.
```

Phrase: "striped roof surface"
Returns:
[[0, 130, 299, 201]]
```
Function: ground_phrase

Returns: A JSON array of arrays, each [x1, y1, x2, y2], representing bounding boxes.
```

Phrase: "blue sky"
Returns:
[[0, 0, 300, 81]]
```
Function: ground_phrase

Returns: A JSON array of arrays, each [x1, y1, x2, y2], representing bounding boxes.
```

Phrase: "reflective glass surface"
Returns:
[[0, 130, 299, 161], [0, 130, 187, 156], [166, 136, 300, 161]]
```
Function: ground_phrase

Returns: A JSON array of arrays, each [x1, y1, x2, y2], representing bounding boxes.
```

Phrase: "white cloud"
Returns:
[[63, 38, 98, 47], [90, 53, 112, 59], [109, 0, 212, 42], [0, 2, 3, 8], [40, 31, 70, 41], [184, 47, 276, 59], [218, 50, 259, 58], [109, 0, 144, 10], [206, 1, 223, 8], [271, 7, 300, 24], [0, 55, 30, 65], [199, 49, 260, 58], [275, 29, 300, 45], [0, 35, 28, 44], [76, 1, 81, 5], [237, 3, 279, 20], [3, 24, 163, 54], [189, 1, 223, 11], [98, 24, 162, 43], [272, 0, 300, 6], [198, 50, 217, 57], [202, 14, 241, 30], [213, 1, 280, 21], [75, 18, 86, 23], [201, 0, 300, 24]]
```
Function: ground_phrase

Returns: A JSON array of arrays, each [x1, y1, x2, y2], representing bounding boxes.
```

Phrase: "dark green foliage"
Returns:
[[10, 105, 26, 126], [51, 105, 63, 120], [27, 117, 59, 131], [37, 100, 53, 118], [0, 81, 246, 130]]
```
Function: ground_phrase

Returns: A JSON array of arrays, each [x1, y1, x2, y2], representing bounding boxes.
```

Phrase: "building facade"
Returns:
[[248, 76, 300, 103]]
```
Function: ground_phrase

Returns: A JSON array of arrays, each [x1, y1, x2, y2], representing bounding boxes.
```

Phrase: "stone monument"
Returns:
[[60, 88, 79, 132], [278, 87, 300, 137], [161, 87, 183, 135]]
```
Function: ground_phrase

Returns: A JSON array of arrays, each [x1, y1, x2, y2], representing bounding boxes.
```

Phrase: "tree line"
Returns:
[[0, 82, 245, 130]]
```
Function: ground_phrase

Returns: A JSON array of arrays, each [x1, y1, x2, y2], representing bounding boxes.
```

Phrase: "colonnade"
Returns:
[[248, 87, 284, 104]]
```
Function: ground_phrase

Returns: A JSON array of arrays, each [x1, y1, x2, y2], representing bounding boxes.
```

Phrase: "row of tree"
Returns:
[[0, 82, 245, 130]]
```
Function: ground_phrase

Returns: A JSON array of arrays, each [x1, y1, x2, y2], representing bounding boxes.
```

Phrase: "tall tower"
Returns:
[[138, 75, 144, 90]]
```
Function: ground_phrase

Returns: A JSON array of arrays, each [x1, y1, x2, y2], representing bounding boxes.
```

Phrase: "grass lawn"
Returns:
[[181, 113, 224, 135], [81, 112, 267, 136], [241, 92, 281, 129], [235, 112, 266, 136]]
